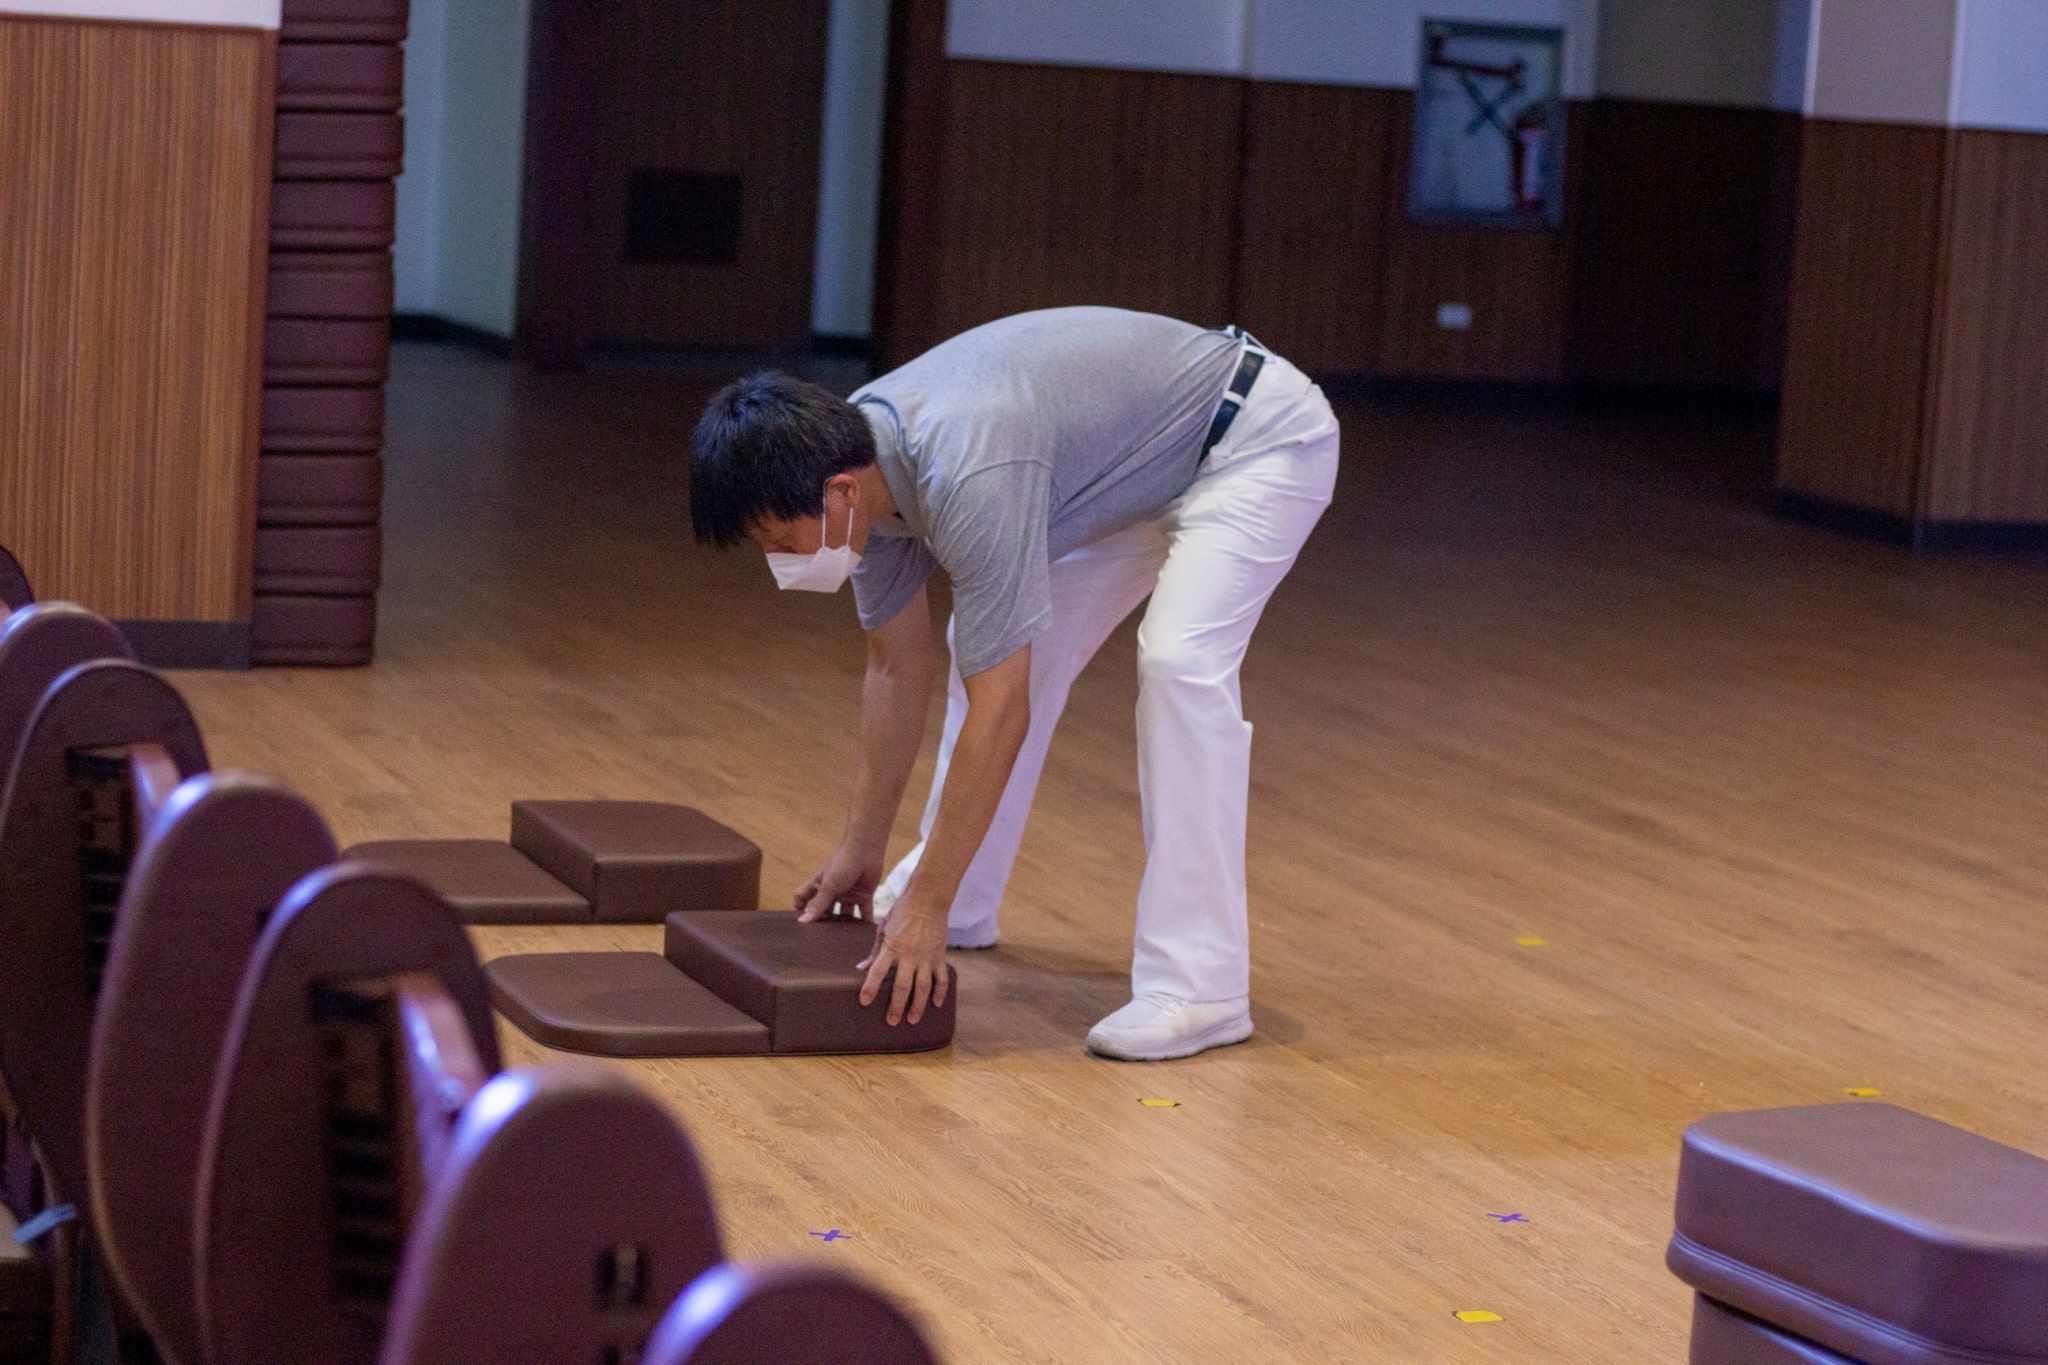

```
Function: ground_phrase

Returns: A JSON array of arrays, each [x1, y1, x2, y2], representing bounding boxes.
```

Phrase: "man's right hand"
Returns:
[[795, 843, 884, 922]]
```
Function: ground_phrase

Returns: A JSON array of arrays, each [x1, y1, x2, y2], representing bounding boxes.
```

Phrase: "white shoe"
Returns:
[[946, 920, 999, 950], [871, 844, 923, 920], [1086, 994, 1252, 1061], [874, 844, 999, 948]]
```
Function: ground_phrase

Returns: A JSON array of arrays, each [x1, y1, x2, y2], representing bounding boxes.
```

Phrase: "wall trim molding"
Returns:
[[392, 312, 513, 357], [115, 620, 252, 670], [1775, 491, 2048, 554]]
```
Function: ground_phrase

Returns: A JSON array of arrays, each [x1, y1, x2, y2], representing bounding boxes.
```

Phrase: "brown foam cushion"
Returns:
[[266, 250, 393, 319], [643, 1265, 938, 1365], [486, 953, 770, 1057], [510, 801, 760, 924], [270, 180, 395, 250], [258, 455, 383, 525], [0, 546, 29, 610], [273, 111, 404, 179], [254, 526, 382, 595], [663, 912, 955, 1055], [262, 385, 385, 453], [87, 776, 338, 1365], [250, 593, 375, 666], [264, 317, 392, 386], [346, 841, 589, 924], [1668, 1103, 2048, 1365], [282, 0, 407, 42], [276, 42, 403, 111], [379, 1067, 723, 1365], [1690, 1295, 1857, 1364]]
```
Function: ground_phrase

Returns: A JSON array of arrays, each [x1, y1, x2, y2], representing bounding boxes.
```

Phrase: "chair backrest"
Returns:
[[0, 661, 207, 1207], [643, 1264, 939, 1365], [377, 1066, 726, 1365], [0, 546, 31, 612], [85, 773, 339, 1365], [196, 863, 500, 1365], [0, 604, 134, 784]]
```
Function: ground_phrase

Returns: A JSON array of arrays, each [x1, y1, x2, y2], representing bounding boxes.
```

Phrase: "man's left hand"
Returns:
[[858, 897, 950, 1026]]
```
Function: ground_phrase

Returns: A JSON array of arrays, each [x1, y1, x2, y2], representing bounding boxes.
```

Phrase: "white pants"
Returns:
[[883, 351, 1339, 1002]]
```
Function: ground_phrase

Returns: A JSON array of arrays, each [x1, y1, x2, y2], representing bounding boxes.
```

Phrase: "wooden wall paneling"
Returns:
[[1232, 82, 1395, 378], [1920, 127, 2048, 525], [926, 61, 1244, 349], [0, 16, 273, 626], [1773, 119, 1949, 518], [589, 0, 831, 350], [515, 0, 610, 369], [870, 0, 950, 369], [1375, 95, 1577, 383], [1567, 100, 1798, 390]]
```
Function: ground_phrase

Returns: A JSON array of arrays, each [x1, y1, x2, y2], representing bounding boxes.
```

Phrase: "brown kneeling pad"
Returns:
[[1668, 1103, 2048, 1365], [510, 801, 760, 923], [487, 954, 769, 1057], [348, 840, 590, 924], [665, 912, 955, 1055], [1689, 1295, 1856, 1364]]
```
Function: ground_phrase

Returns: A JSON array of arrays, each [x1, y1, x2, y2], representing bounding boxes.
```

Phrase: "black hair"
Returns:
[[689, 371, 877, 547]]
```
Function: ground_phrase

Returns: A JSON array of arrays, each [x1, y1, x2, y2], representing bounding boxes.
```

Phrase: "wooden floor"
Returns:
[[176, 344, 2048, 1362]]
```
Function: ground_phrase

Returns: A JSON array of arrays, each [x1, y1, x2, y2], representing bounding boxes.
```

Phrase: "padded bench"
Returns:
[[1668, 1103, 2048, 1365], [346, 800, 760, 924], [488, 909, 955, 1059]]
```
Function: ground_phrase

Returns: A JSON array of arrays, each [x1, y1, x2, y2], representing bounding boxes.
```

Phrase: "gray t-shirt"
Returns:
[[849, 307, 1241, 676]]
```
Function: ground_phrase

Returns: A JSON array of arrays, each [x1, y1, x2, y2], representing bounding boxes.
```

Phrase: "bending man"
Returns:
[[689, 307, 1338, 1061]]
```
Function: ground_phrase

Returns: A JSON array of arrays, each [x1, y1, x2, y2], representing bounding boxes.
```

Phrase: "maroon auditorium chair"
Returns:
[[376, 1065, 725, 1365], [0, 602, 136, 1211], [0, 546, 31, 612], [0, 605, 135, 794], [1669, 1103, 2048, 1363], [195, 863, 500, 1365], [644, 1264, 940, 1365], [0, 661, 207, 1211], [85, 775, 339, 1365]]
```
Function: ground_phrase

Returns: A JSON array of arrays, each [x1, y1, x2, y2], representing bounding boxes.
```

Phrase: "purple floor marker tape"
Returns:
[[809, 1229, 852, 1243], [1486, 1212, 1528, 1224]]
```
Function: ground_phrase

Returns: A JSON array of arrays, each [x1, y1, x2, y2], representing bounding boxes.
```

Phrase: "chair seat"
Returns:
[[486, 953, 769, 1057], [1669, 1103, 2048, 1365], [347, 840, 590, 924]]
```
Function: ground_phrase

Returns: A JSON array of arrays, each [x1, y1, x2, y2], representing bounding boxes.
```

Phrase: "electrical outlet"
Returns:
[[1437, 302, 1474, 331]]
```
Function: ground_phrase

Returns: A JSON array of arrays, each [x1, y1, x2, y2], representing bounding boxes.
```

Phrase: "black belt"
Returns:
[[1201, 326, 1267, 457]]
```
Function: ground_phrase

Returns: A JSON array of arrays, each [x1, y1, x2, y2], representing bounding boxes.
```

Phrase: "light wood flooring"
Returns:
[[174, 344, 2048, 1362]]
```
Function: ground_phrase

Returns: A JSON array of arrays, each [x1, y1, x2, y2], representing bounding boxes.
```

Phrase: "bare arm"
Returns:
[[860, 641, 1032, 1024], [794, 585, 937, 919]]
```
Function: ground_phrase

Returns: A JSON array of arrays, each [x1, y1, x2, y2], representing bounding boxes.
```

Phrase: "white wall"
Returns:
[[812, 0, 891, 339], [1806, 0, 1956, 124], [1595, 0, 1797, 108], [391, 0, 531, 337], [949, 0, 1601, 97], [392, 0, 447, 316], [1949, 0, 2048, 134], [0, 0, 275, 24]]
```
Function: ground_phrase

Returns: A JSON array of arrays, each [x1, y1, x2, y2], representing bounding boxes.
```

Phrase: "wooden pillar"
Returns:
[[1776, 0, 2048, 548]]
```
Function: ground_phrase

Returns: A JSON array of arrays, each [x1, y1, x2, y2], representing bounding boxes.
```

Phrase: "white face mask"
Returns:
[[765, 503, 860, 593]]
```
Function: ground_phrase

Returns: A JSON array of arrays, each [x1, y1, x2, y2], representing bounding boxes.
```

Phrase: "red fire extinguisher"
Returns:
[[1511, 105, 1549, 214]]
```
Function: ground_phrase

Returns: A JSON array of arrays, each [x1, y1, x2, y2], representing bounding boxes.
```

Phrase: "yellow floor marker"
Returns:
[[1138, 1098, 1180, 1108], [1513, 937, 1548, 947], [1453, 1310, 1504, 1323], [1844, 1087, 1881, 1098]]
